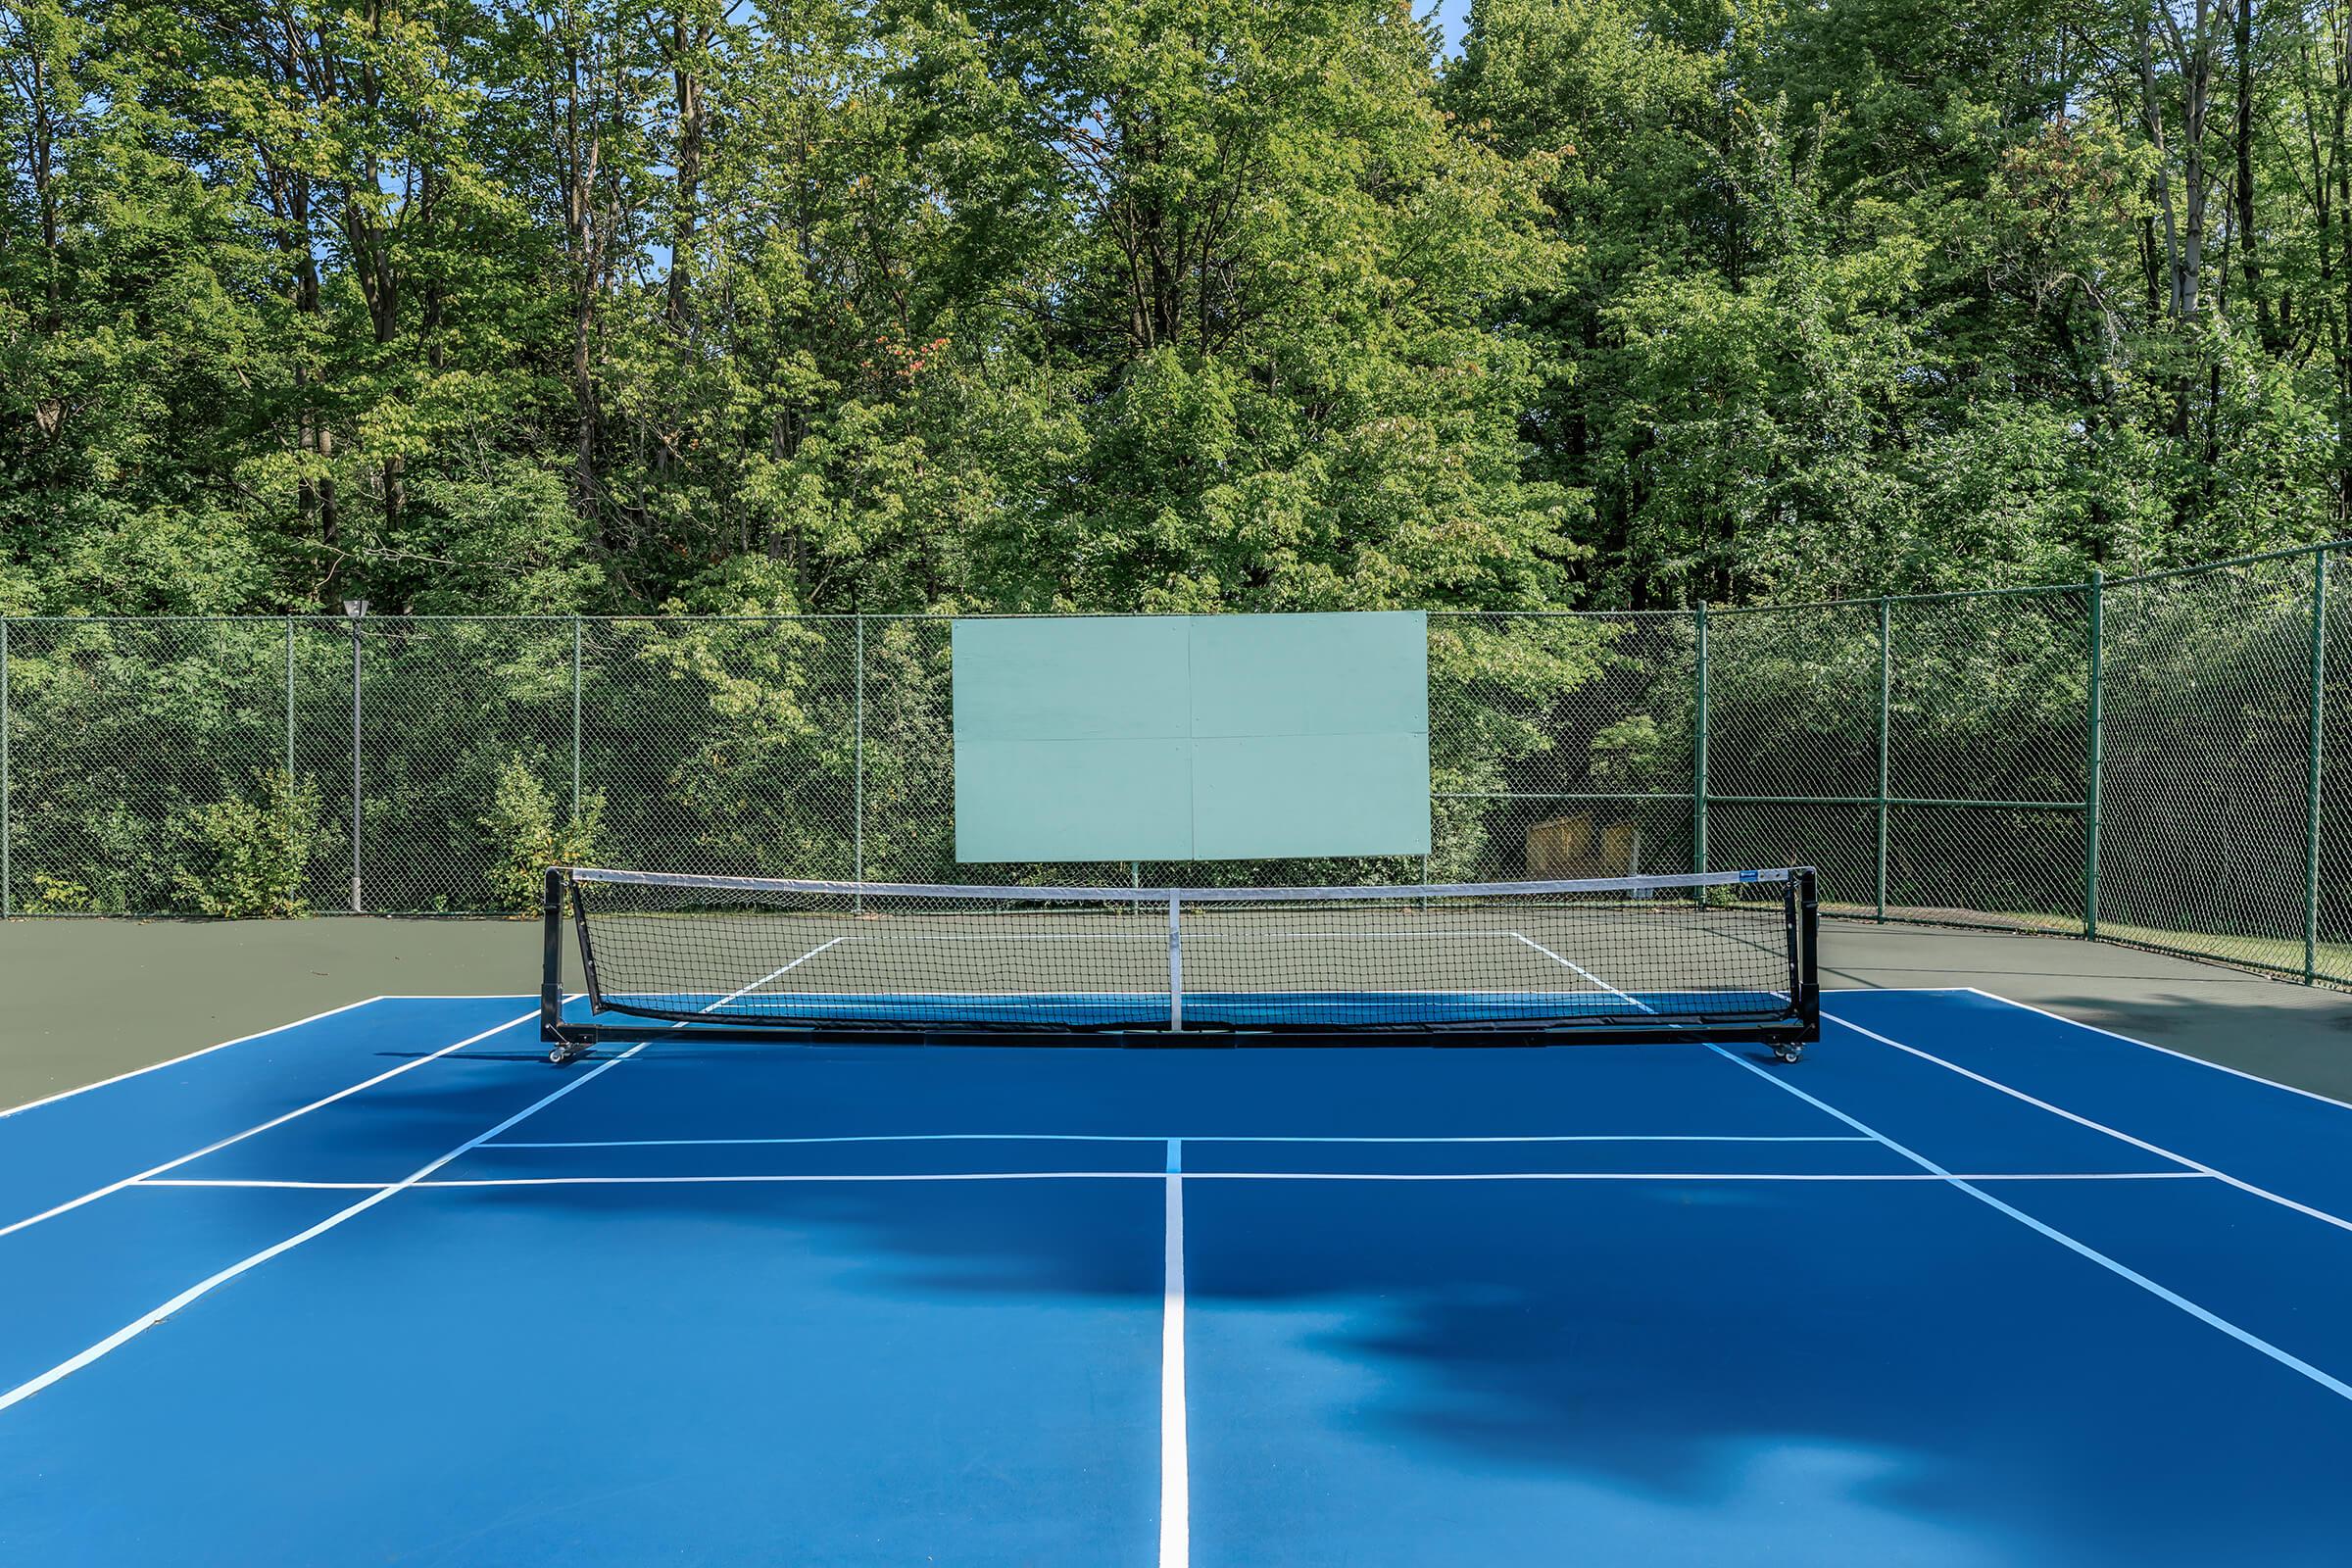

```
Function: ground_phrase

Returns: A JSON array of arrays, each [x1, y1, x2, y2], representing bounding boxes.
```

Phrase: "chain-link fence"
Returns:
[[4, 543, 2348, 983]]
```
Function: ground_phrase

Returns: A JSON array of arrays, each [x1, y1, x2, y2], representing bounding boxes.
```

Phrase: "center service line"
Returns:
[[1161, 1137, 1189, 1568]]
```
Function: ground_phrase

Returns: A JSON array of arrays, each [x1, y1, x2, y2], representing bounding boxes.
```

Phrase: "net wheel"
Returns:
[[1775, 1044, 1804, 1064]]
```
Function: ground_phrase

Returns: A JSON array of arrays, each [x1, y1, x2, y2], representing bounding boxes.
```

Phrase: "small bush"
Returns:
[[24, 873, 97, 914], [172, 770, 321, 917], [481, 754, 605, 915]]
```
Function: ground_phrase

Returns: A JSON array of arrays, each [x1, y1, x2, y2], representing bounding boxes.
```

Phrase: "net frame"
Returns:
[[540, 865, 1821, 1057]]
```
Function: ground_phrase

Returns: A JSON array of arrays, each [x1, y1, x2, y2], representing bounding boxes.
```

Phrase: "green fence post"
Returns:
[[854, 614, 866, 900], [284, 618, 297, 867], [1692, 603, 1709, 877], [349, 608, 364, 913], [2083, 571, 2103, 941], [1876, 597, 1890, 921], [570, 614, 583, 822], [1, 616, 10, 918], [2306, 550, 2328, 984]]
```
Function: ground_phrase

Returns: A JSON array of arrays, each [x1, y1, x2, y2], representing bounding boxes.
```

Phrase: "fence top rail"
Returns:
[[1727, 581, 2096, 612], [2096, 540, 2339, 588]]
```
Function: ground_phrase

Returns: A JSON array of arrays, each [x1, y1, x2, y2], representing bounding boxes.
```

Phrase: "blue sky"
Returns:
[[1434, 0, 1472, 53]]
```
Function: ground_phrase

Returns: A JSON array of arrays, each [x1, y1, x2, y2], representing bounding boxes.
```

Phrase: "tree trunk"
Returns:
[[292, 169, 335, 549], [667, 6, 707, 331], [2237, 0, 2276, 348]]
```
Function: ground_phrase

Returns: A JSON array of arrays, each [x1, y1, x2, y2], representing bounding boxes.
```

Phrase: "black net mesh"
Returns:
[[559, 867, 1809, 1037]]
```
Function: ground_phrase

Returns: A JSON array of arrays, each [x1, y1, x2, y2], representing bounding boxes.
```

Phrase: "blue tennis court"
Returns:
[[5, 986, 2352, 1565]]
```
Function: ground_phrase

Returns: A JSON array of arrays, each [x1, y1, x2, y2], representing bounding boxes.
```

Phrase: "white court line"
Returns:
[[1825, 1012, 2352, 1238], [0, 995, 392, 1120], [137, 1179, 388, 1190], [1835, 986, 2352, 1116], [0, 951, 814, 1411], [1161, 1138, 1188, 1568], [0, 1006, 543, 1240], [1705, 1042, 2352, 1405], [803, 929, 1554, 944], [484, 1133, 1877, 1150], [132, 1170, 2215, 1190], [724, 935, 851, 991], [600, 938, 851, 1009], [1951, 986, 2352, 1114], [0, 1041, 650, 1414], [1508, 934, 1653, 1010]]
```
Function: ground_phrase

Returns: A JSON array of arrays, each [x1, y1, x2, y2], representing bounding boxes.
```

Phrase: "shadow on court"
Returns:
[[2018, 990, 2352, 1101], [161, 1028, 2352, 1564]]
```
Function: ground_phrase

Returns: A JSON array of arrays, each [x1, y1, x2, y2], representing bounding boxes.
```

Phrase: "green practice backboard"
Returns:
[[952, 612, 1430, 862]]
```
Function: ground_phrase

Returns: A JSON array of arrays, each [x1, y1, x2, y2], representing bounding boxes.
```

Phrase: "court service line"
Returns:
[[0, 995, 393, 1121], [484, 1133, 1878, 1150], [1508, 933, 1646, 1007], [137, 1179, 388, 1190], [1953, 986, 2352, 1115], [811, 929, 1543, 944], [1161, 1139, 1189, 1568], [0, 1006, 544, 1240], [1706, 1043, 2352, 1405], [127, 1169, 2215, 1190], [773, 935, 851, 973], [1826, 1012, 2352, 1239]]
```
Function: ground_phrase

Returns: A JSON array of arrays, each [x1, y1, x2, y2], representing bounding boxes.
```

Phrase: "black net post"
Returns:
[[1793, 866, 1820, 1035], [541, 865, 567, 1040]]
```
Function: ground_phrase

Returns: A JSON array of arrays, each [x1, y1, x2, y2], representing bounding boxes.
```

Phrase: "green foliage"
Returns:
[[22, 874, 96, 915], [172, 771, 322, 918], [8, 0, 2345, 618], [11, 0, 2352, 932], [479, 755, 607, 916], [1588, 717, 1663, 784]]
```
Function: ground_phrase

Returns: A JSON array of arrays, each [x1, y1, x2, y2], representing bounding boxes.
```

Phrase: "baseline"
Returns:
[[1957, 986, 2352, 1111], [0, 995, 390, 1121]]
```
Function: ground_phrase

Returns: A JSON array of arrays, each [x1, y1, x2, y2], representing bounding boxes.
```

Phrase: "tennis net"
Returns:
[[541, 866, 1819, 1059]]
